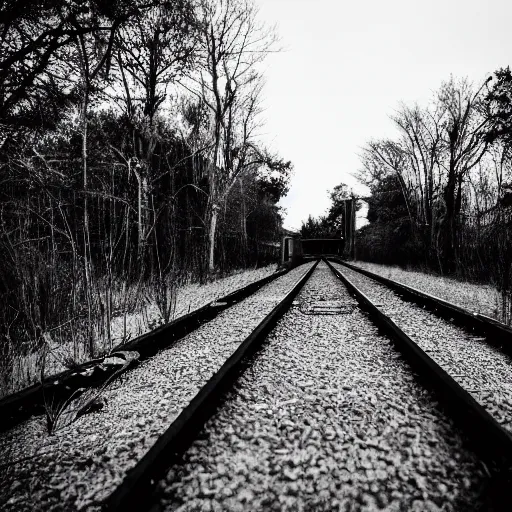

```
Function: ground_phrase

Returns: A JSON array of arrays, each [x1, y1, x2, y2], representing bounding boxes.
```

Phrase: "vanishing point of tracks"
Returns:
[[3, 259, 512, 511]]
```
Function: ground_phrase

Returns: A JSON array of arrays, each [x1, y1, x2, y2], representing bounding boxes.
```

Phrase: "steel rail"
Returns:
[[329, 257, 512, 356], [324, 258, 512, 465], [0, 265, 296, 432], [102, 260, 319, 512]]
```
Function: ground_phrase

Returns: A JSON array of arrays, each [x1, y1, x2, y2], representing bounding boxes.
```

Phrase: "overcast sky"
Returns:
[[254, 0, 511, 231]]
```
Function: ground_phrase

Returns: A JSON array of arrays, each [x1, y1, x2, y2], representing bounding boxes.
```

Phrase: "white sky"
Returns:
[[255, 0, 511, 231]]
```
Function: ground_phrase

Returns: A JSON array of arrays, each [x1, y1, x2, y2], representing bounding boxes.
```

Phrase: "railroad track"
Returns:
[[330, 258, 512, 354], [3, 260, 512, 510], [328, 259, 512, 435], [108, 261, 512, 510], [0, 261, 317, 511]]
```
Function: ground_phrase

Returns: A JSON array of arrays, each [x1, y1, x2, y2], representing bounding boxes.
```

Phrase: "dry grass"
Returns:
[[1, 264, 276, 398], [354, 260, 503, 322]]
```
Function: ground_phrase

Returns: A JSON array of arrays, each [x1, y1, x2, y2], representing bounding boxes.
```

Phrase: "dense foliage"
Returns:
[[355, 73, 512, 324], [0, 0, 291, 393], [300, 183, 353, 238]]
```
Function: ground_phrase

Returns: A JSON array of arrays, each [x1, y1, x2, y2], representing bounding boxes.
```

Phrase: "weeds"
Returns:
[[41, 348, 139, 434]]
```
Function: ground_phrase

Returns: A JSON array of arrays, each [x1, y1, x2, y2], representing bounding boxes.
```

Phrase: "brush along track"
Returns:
[[0, 261, 317, 512], [328, 260, 512, 441], [141, 262, 498, 510], [0, 266, 290, 432]]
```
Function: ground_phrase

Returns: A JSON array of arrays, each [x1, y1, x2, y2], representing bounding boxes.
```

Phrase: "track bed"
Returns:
[[2, 261, 508, 511], [331, 261, 512, 431], [153, 262, 492, 511]]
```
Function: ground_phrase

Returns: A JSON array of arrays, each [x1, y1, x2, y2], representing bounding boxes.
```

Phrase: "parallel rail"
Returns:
[[107, 258, 512, 511], [9, 257, 512, 509], [324, 258, 512, 465], [329, 258, 512, 356], [103, 260, 319, 511], [0, 266, 292, 432]]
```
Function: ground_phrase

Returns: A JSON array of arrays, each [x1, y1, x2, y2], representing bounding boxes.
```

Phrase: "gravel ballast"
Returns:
[[156, 262, 491, 511], [0, 262, 315, 512], [332, 262, 512, 434], [110, 264, 280, 344]]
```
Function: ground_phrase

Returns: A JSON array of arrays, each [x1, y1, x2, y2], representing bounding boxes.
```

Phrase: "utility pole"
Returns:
[[351, 195, 356, 260], [343, 196, 357, 260]]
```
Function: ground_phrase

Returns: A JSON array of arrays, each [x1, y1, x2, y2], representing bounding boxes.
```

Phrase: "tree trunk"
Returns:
[[240, 179, 248, 263], [351, 197, 356, 259], [438, 163, 457, 274], [207, 203, 219, 273], [81, 84, 94, 357], [135, 164, 150, 260]]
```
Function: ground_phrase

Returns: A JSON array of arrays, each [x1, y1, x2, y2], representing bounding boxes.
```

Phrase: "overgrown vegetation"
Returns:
[[356, 75, 512, 324], [0, 0, 291, 396]]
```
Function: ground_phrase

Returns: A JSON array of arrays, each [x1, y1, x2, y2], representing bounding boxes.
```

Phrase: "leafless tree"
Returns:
[[391, 102, 445, 248], [182, 0, 278, 272], [434, 76, 492, 272], [362, 139, 415, 228], [113, 0, 198, 254]]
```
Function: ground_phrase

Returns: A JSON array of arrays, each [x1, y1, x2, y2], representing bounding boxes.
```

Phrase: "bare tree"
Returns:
[[362, 139, 416, 229], [0, 0, 151, 127], [435, 76, 492, 272], [182, 0, 278, 272], [391, 102, 445, 249], [113, 0, 198, 255]]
